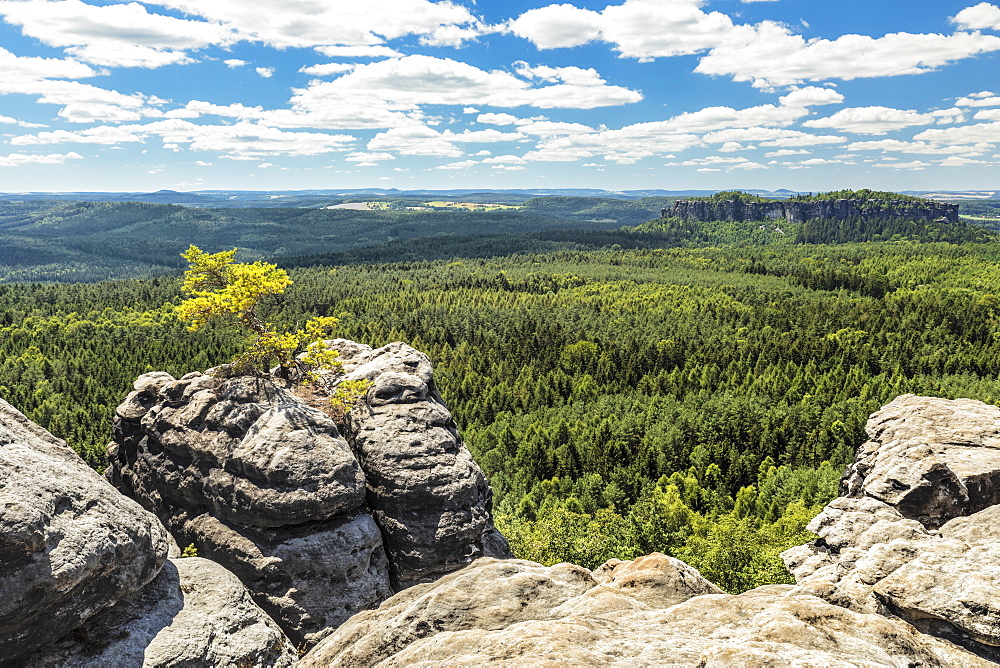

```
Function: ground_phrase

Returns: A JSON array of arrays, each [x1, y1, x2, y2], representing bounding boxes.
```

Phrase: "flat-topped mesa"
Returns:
[[669, 197, 959, 224], [106, 339, 511, 648]]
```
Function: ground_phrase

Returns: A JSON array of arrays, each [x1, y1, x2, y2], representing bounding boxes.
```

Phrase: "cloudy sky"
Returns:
[[1, 0, 999, 192]]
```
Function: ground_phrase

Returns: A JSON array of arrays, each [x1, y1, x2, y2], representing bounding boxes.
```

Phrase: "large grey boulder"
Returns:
[[784, 394, 1000, 660], [107, 370, 390, 647], [329, 340, 512, 589], [107, 340, 510, 646], [301, 555, 985, 667], [23, 557, 297, 667], [841, 394, 1000, 528], [0, 398, 170, 664]]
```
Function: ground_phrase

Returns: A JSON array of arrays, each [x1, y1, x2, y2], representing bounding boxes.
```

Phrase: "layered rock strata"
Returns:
[[328, 339, 512, 589], [669, 198, 958, 224], [0, 398, 170, 663], [301, 554, 985, 667], [783, 394, 1000, 660], [107, 340, 510, 646]]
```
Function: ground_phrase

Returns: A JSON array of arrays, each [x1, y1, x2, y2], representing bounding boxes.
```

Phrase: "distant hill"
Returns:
[[0, 200, 628, 282]]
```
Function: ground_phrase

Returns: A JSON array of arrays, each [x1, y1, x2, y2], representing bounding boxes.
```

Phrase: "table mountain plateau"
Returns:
[[668, 197, 959, 225]]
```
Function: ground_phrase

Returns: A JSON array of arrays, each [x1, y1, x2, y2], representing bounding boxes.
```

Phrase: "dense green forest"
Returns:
[[521, 195, 676, 225], [6, 237, 1000, 591], [789, 188, 931, 203], [954, 198, 1000, 225]]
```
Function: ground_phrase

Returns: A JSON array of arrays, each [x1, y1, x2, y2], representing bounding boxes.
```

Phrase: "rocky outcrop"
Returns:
[[670, 197, 958, 224], [783, 394, 1000, 660], [106, 340, 510, 647], [0, 398, 170, 664], [2, 398, 292, 667], [107, 370, 390, 647], [301, 554, 986, 667], [23, 557, 297, 667], [328, 340, 512, 589]]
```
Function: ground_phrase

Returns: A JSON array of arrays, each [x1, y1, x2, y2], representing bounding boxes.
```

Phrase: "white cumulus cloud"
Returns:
[[368, 125, 523, 157], [779, 86, 844, 107], [0, 151, 82, 166], [0, 0, 237, 68], [696, 24, 1000, 87], [144, 0, 482, 50], [299, 63, 356, 76], [284, 55, 642, 113], [915, 121, 1000, 145], [803, 106, 937, 134], [953, 3, 1000, 30]]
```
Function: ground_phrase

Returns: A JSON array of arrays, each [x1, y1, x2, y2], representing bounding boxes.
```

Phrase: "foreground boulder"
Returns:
[[301, 554, 984, 666], [23, 557, 297, 667], [0, 398, 170, 664], [783, 394, 1000, 660], [107, 340, 510, 646]]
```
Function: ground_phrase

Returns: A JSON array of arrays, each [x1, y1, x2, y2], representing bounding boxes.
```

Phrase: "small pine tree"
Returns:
[[175, 245, 372, 423], [176, 245, 340, 377]]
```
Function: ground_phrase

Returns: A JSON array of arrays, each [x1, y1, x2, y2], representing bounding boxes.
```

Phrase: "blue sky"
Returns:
[[0, 0, 998, 193]]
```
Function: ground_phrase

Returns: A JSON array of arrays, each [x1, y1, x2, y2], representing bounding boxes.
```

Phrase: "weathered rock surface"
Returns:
[[23, 557, 297, 667], [107, 370, 390, 646], [783, 394, 1000, 660], [301, 555, 986, 667], [842, 394, 1000, 528], [669, 197, 959, 224], [326, 340, 512, 589], [107, 340, 510, 646], [0, 398, 170, 664]]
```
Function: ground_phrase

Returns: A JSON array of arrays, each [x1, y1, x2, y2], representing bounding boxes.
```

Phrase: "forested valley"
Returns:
[[2, 193, 996, 282], [6, 229, 1000, 591]]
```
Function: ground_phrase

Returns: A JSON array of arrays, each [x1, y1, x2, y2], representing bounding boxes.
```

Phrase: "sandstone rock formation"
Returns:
[[106, 340, 510, 647], [329, 339, 512, 589], [301, 553, 985, 667], [669, 197, 958, 224], [23, 557, 297, 667], [2, 398, 294, 667], [0, 398, 170, 663], [783, 394, 1000, 661]]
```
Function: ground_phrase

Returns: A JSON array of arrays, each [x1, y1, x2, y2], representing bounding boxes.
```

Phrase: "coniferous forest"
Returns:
[[5, 195, 1000, 593]]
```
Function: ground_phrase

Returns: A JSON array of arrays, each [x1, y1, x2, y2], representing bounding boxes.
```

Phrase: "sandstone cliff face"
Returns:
[[23, 557, 297, 667], [0, 398, 297, 667], [669, 198, 959, 224], [330, 339, 512, 590], [106, 340, 511, 647], [783, 394, 1000, 661]]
